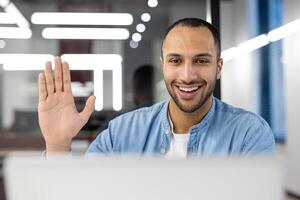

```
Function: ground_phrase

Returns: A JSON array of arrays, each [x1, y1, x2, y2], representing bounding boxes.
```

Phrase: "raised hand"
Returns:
[[38, 57, 96, 153]]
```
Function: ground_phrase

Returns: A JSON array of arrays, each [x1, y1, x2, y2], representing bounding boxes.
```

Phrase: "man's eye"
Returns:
[[194, 59, 209, 64], [169, 58, 181, 64]]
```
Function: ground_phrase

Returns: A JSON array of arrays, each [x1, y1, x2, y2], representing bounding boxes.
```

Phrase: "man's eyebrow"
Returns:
[[165, 53, 214, 57], [193, 53, 213, 57], [165, 53, 182, 57]]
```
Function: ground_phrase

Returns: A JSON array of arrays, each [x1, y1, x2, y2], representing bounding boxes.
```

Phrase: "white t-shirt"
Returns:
[[165, 113, 190, 158]]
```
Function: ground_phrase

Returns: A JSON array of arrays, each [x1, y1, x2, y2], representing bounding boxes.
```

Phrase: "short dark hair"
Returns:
[[161, 18, 221, 58]]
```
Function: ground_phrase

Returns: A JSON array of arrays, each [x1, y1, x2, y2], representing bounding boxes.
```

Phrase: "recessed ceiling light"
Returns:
[[136, 23, 146, 33], [130, 40, 139, 48], [141, 13, 151, 22], [132, 33, 142, 42], [148, 0, 158, 8]]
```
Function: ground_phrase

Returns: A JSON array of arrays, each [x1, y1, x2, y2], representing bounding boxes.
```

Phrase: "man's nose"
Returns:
[[180, 62, 197, 83]]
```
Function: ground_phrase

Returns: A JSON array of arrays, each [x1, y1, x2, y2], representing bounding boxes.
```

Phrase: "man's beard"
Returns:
[[165, 79, 216, 113]]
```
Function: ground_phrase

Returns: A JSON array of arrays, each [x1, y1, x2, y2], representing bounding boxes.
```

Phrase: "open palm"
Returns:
[[38, 57, 95, 153]]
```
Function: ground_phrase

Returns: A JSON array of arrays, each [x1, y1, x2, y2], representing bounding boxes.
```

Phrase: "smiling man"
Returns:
[[38, 18, 275, 157]]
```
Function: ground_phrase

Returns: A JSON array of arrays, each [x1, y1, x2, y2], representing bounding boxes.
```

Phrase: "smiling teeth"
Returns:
[[179, 86, 199, 92]]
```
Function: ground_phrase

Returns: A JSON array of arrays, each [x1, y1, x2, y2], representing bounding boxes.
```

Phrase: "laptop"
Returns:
[[3, 154, 283, 200]]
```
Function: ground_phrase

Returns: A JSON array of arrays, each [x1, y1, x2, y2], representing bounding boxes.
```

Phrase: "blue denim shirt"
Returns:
[[86, 97, 275, 156]]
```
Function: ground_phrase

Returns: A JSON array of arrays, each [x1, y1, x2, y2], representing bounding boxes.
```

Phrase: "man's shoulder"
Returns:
[[213, 97, 269, 127], [213, 98, 275, 155], [111, 101, 167, 123]]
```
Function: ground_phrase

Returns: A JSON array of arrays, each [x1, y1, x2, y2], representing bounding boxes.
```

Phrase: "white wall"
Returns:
[[220, 0, 256, 112], [283, 0, 300, 195], [221, 0, 300, 194]]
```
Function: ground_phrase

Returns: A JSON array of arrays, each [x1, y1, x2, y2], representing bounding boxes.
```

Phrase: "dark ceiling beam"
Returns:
[[206, 0, 221, 99]]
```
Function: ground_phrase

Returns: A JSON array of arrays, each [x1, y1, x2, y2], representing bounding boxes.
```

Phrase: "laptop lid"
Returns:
[[3, 154, 283, 200]]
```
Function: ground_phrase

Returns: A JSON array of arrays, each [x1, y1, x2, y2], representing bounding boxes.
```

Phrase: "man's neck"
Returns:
[[168, 96, 213, 134]]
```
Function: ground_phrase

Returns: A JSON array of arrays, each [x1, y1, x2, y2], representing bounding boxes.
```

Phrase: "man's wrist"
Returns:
[[46, 142, 71, 154]]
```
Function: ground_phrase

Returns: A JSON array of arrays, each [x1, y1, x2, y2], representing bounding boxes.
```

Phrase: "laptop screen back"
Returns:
[[3, 155, 283, 200]]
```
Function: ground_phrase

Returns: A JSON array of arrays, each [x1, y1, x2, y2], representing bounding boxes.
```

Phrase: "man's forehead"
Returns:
[[162, 26, 217, 56], [166, 26, 214, 42]]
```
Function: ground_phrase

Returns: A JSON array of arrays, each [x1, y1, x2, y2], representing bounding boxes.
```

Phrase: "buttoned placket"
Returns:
[[160, 128, 171, 156]]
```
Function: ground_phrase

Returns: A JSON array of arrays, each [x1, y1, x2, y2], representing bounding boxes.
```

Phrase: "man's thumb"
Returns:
[[79, 95, 96, 121]]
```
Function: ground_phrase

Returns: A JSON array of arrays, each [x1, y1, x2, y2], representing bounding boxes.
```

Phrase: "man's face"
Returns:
[[161, 26, 222, 113]]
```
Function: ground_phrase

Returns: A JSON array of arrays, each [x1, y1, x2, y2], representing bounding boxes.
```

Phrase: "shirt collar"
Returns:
[[167, 110, 189, 135], [160, 97, 216, 134]]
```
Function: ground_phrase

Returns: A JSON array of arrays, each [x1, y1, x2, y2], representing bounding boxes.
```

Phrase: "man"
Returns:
[[38, 18, 275, 157]]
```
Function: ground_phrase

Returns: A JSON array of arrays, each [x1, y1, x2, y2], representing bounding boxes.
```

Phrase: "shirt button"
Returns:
[[160, 148, 166, 154], [165, 129, 170, 134]]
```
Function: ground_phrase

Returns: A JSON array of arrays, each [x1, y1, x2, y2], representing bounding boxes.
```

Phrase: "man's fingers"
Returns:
[[38, 73, 47, 102], [79, 96, 96, 121], [62, 61, 72, 92], [45, 61, 54, 95], [54, 57, 63, 93]]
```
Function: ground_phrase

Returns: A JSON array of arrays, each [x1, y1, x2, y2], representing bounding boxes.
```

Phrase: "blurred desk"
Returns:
[[0, 130, 96, 152], [0, 132, 44, 151]]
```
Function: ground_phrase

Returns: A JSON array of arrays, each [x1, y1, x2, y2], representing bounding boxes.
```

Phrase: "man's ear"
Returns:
[[160, 56, 163, 66], [217, 58, 223, 80]]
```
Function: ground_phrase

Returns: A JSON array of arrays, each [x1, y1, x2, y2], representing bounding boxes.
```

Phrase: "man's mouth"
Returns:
[[175, 85, 203, 99], [178, 86, 200, 92]]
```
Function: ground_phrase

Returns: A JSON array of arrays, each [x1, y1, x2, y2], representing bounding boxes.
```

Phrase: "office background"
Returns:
[[0, 0, 299, 199]]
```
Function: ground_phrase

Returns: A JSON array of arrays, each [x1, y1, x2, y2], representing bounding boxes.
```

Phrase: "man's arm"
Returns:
[[85, 127, 114, 156], [38, 57, 95, 154], [241, 117, 275, 155]]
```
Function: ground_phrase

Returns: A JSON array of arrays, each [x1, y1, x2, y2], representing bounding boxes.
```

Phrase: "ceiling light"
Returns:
[[0, 53, 123, 111], [31, 12, 133, 26], [129, 40, 139, 48], [0, 13, 16, 24], [0, 0, 9, 7], [237, 34, 269, 53], [0, 40, 5, 48], [141, 13, 151, 22], [0, 54, 54, 70], [147, 0, 158, 8], [60, 54, 122, 68], [0, 27, 32, 39], [60, 54, 123, 111], [136, 23, 146, 33], [132, 33, 142, 42], [222, 18, 300, 62], [4, 3, 30, 28], [268, 18, 300, 42], [221, 34, 269, 62], [221, 47, 238, 62], [42, 28, 130, 40]]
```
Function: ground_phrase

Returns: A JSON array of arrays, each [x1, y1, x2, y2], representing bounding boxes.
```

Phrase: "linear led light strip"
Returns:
[[0, 0, 32, 39], [30, 12, 132, 40], [0, 27, 32, 39], [42, 28, 130, 40], [222, 18, 300, 62], [31, 12, 133, 26], [0, 54, 123, 111], [0, 13, 16, 24]]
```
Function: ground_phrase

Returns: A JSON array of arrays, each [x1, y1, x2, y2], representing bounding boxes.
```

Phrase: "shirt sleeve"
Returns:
[[241, 116, 275, 156], [85, 121, 114, 156]]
